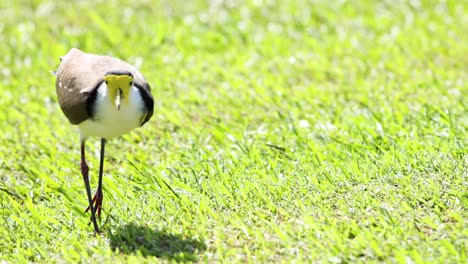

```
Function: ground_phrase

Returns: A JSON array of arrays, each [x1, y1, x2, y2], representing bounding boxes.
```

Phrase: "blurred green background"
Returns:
[[0, 0, 467, 262]]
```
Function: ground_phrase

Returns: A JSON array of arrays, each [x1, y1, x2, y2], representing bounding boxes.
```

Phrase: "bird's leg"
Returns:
[[81, 141, 100, 235], [96, 138, 106, 219], [85, 138, 106, 221]]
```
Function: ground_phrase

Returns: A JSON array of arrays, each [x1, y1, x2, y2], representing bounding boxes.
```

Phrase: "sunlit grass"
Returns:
[[0, 0, 467, 262]]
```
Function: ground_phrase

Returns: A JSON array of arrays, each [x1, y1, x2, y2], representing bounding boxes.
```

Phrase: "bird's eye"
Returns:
[[129, 81, 133, 86], [59, 57, 63, 62], [105, 80, 108, 84]]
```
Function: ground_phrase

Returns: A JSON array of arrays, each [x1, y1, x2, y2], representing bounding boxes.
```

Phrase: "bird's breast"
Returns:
[[78, 84, 146, 139]]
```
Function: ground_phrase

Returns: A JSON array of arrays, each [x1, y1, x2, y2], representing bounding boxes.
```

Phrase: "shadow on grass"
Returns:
[[109, 223, 206, 262]]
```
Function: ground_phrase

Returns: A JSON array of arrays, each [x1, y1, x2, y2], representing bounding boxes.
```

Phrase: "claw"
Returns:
[[85, 190, 103, 221]]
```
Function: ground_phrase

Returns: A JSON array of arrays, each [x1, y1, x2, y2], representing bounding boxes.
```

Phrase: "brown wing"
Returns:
[[55, 48, 153, 125]]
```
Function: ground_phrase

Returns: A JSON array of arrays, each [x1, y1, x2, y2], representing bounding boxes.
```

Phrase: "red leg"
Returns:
[[81, 141, 100, 235], [85, 188, 103, 220]]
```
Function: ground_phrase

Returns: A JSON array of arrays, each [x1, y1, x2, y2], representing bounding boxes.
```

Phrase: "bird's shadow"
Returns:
[[108, 223, 206, 262]]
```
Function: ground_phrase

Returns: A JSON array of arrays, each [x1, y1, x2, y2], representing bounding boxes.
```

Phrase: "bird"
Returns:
[[54, 48, 154, 234]]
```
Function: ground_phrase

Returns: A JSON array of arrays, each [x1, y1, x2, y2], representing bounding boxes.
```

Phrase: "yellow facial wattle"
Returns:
[[104, 74, 133, 110]]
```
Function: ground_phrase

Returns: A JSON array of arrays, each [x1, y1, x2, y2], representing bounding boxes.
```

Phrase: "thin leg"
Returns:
[[96, 138, 106, 218], [81, 141, 100, 235], [85, 138, 106, 220]]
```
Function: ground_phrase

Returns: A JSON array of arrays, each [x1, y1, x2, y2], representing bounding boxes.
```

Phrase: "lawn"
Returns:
[[0, 0, 467, 262]]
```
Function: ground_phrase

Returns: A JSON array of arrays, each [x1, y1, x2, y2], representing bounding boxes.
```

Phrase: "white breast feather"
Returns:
[[78, 83, 145, 139]]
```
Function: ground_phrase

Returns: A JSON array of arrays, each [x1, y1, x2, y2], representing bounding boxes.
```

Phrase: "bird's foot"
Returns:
[[85, 190, 103, 221]]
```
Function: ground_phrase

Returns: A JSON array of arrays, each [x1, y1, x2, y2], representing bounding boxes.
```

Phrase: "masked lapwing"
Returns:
[[54, 48, 154, 234]]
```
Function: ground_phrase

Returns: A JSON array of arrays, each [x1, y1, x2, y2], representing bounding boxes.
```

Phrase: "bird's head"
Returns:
[[104, 71, 134, 111]]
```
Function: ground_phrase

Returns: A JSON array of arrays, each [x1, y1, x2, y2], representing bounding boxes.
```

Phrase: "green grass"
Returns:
[[0, 0, 467, 262]]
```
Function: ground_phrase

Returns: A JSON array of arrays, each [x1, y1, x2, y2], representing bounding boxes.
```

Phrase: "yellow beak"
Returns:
[[103, 74, 133, 111], [115, 89, 122, 110]]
